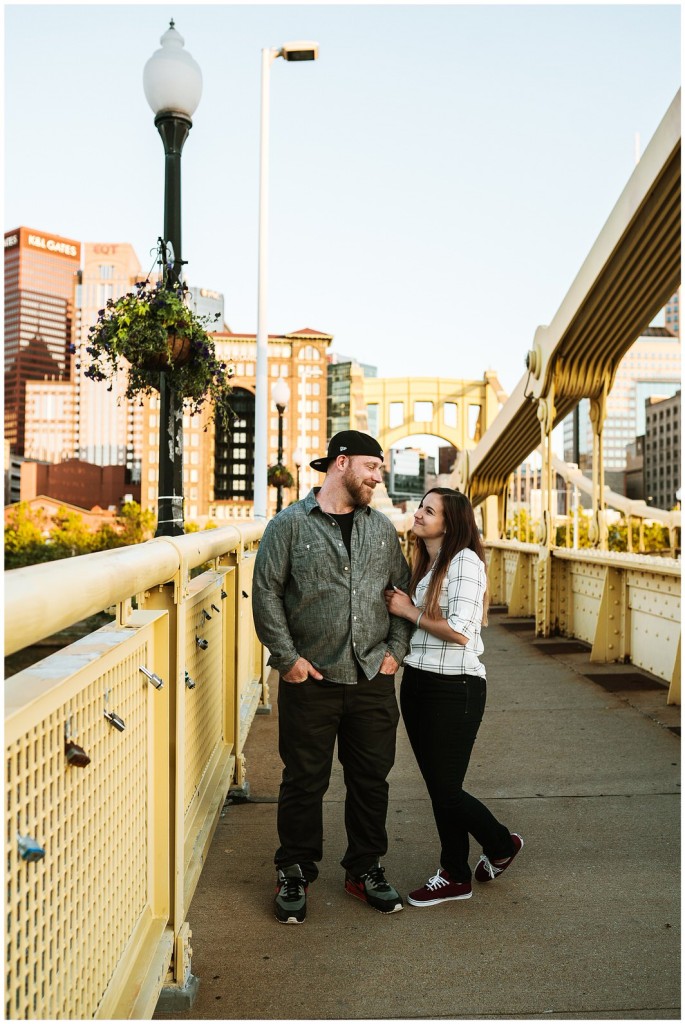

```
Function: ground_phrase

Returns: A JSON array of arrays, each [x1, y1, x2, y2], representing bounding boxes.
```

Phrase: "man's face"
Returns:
[[342, 455, 384, 506]]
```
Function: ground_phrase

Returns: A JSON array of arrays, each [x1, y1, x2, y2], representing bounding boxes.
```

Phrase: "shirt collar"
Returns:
[[304, 487, 372, 516]]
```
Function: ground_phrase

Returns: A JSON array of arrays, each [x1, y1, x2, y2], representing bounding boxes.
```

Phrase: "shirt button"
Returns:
[[344, 566, 349, 572]]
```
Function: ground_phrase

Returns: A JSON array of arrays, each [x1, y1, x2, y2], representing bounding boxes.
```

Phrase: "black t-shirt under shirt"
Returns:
[[330, 511, 354, 558]]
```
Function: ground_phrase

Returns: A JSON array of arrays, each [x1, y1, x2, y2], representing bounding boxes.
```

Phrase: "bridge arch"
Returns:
[[362, 374, 505, 458]]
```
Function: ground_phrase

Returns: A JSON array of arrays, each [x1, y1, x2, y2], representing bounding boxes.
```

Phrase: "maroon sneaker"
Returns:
[[474, 833, 524, 882], [407, 868, 472, 907]]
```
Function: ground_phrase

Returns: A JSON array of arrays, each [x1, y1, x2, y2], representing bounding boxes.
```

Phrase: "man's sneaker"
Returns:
[[407, 868, 472, 907], [474, 833, 524, 883], [274, 865, 308, 924], [345, 861, 403, 914]]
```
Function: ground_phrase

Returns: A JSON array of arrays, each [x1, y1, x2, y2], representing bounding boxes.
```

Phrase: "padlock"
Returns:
[[65, 740, 91, 767], [18, 834, 45, 863], [202, 608, 212, 621], [185, 671, 196, 690], [104, 710, 126, 732], [195, 636, 209, 650]]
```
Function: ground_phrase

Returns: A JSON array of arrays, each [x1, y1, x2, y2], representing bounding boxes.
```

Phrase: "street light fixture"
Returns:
[[272, 377, 290, 513], [254, 40, 319, 520], [143, 20, 202, 537]]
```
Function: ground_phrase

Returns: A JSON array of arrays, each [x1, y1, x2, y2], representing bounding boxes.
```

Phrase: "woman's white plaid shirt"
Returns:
[[404, 547, 487, 678]]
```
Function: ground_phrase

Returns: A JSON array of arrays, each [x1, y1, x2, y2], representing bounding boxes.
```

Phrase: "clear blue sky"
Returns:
[[4, 3, 681, 397]]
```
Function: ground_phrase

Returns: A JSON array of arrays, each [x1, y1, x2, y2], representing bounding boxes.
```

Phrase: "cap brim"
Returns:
[[309, 457, 331, 472]]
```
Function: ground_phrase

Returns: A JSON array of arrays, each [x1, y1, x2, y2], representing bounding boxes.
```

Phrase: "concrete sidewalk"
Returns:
[[154, 610, 680, 1020]]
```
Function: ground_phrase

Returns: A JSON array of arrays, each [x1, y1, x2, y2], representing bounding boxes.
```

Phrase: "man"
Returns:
[[252, 430, 413, 924]]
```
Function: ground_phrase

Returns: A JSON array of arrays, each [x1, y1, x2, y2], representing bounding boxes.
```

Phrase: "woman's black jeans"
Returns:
[[400, 663, 515, 882]]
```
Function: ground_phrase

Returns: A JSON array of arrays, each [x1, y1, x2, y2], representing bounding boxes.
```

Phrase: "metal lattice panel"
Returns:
[[183, 598, 224, 814], [6, 643, 151, 1019]]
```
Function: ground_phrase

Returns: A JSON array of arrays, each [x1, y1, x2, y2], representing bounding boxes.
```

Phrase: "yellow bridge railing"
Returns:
[[5, 524, 266, 1019], [486, 542, 681, 704], [4, 519, 678, 1018]]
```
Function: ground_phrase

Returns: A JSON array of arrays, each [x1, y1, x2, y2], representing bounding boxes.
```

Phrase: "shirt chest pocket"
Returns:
[[291, 542, 329, 580], [364, 539, 392, 582]]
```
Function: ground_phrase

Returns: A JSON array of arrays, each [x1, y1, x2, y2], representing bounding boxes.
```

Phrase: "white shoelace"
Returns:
[[425, 870, 449, 891], [478, 854, 498, 879]]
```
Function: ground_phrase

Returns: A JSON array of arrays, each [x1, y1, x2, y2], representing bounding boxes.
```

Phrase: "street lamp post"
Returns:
[[292, 447, 303, 498], [143, 21, 202, 537], [272, 377, 290, 513], [254, 40, 319, 521]]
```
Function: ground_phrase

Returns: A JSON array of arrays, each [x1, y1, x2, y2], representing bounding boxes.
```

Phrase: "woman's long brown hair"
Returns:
[[409, 488, 489, 625]]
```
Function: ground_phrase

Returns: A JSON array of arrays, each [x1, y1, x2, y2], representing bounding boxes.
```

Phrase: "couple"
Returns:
[[253, 430, 523, 925]]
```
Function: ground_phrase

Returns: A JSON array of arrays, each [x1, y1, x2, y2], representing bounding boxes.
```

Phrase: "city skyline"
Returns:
[[5, 3, 680, 399]]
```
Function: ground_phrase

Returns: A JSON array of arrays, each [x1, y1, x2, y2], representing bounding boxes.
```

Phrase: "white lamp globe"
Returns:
[[272, 378, 291, 407], [143, 21, 202, 118]]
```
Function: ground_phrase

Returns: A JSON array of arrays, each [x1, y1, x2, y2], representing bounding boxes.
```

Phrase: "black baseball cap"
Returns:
[[309, 430, 384, 472]]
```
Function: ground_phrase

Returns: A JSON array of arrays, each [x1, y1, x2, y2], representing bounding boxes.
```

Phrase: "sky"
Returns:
[[4, 2, 681, 412]]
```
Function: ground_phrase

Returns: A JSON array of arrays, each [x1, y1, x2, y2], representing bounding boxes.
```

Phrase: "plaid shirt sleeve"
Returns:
[[446, 549, 486, 641]]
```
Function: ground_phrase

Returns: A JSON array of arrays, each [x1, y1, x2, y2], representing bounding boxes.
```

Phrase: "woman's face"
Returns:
[[413, 492, 446, 541]]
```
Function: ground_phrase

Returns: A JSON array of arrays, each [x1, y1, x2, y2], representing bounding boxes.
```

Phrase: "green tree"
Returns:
[[555, 509, 592, 549], [4, 503, 50, 568], [116, 501, 156, 544], [506, 509, 539, 543], [92, 522, 125, 551], [50, 507, 96, 559]]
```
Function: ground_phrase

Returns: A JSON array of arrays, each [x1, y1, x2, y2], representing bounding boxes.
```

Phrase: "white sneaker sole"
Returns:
[[407, 891, 472, 907]]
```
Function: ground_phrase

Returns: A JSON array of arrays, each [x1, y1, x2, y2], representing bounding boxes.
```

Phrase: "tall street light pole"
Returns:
[[254, 40, 319, 521], [143, 21, 202, 537], [272, 377, 290, 513]]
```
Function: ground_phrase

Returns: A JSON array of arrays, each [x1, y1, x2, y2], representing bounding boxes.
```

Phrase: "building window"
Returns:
[[414, 401, 433, 423], [389, 402, 404, 428], [443, 402, 458, 428], [468, 404, 481, 441]]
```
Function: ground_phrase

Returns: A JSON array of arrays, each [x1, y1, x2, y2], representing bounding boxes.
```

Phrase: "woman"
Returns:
[[385, 487, 523, 907]]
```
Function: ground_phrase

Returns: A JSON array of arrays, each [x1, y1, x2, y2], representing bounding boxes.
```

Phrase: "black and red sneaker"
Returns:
[[474, 833, 524, 883], [345, 861, 403, 914], [407, 868, 472, 907]]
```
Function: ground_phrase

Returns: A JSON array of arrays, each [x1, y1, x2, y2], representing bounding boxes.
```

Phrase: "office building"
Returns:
[[75, 242, 143, 475], [563, 326, 681, 485], [139, 327, 332, 521], [327, 356, 376, 439], [644, 390, 681, 509], [186, 285, 226, 329], [4, 227, 80, 455]]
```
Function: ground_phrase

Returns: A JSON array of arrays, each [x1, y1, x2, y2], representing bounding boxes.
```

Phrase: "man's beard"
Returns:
[[344, 470, 375, 507]]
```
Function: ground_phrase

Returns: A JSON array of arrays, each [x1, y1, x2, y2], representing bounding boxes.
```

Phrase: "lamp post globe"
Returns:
[[143, 21, 202, 120], [271, 377, 290, 410], [144, 21, 201, 537]]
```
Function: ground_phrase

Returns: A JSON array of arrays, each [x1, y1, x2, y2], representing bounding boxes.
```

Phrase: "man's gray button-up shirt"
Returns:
[[252, 489, 412, 684]]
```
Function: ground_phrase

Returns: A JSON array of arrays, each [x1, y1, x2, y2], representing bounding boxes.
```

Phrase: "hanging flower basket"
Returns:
[[268, 464, 295, 489], [80, 278, 233, 429], [140, 330, 193, 370]]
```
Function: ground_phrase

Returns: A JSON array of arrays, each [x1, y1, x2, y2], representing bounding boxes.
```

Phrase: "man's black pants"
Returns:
[[275, 673, 399, 882]]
